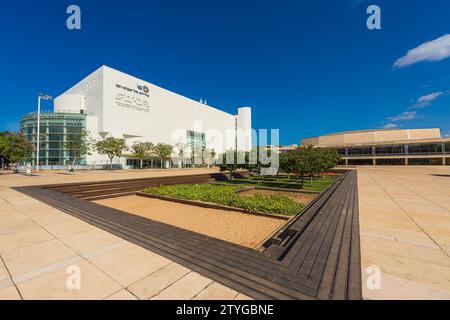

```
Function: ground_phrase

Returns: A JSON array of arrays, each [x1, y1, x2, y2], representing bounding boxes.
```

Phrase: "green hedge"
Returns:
[[143, 184, 303, 216]]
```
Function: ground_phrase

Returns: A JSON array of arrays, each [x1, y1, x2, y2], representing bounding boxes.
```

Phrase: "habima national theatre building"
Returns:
[[20, 65, 252, 169]]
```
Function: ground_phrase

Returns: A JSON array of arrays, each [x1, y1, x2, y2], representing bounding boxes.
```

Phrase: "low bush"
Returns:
[[143, 184, 303, 216]]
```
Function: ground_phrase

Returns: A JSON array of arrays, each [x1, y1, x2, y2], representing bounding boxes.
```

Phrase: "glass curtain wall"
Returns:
[[20, 112, 86, 165]]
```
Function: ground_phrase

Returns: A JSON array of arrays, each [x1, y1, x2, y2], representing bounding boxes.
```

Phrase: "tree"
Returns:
[[309, 147, 341, 179], [322, 147, 341, 172], [282, 146, 315, 188], [131, 142, 154, 169], [203, 147, 216, 167], [175, 142, 186, 168], [95, 137, 127, 170], [218, 149, 245, 180], [279, 151, 296, 180], [0, 132, 33, 172], [64, 131, 93, 171], [241, 147, 273, 183], [153, 143, 173, 168]]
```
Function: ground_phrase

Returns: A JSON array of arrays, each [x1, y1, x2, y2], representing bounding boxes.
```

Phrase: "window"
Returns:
[[376, 158, 405, 165], [186, 130, 206, 148], [409, 158, 442, 165], [375, 145, 405, 156], [49, 126, 64, 133], [347, 147, 373, 157], [408, 143, 442, 155]]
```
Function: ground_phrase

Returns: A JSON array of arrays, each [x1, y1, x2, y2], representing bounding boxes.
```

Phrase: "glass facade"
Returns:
[[375, 145, 406, 156], [20, 112, 86, 165], [347, 147, 373, 157], [407, 143, 443, 155], [337, 141, 449, 166], [409, 158, 443, 165], [186, 130, 206, 149], [376, 158, 406, 165], [348, 158, 373, 165]]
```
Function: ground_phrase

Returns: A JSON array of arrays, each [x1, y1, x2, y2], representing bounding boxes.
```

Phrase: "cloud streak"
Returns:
[[412, 91, 444, 108], [393, 34, 450, 68], [386, 111, 417, 122], [383, 123, 399, 129]]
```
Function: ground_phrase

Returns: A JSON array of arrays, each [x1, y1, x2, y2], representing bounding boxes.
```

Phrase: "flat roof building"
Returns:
[[21, 65, 252, 168], [301, 128, 450, 166]]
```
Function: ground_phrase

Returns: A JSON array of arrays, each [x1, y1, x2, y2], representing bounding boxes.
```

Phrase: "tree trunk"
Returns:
[[301, 174, 304, 189], [140, 159, 143, 169], [109, 158, 113, 171], [71, 158, 77, 172]]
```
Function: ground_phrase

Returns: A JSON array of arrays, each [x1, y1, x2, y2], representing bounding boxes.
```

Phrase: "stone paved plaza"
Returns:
[[358, 166, 450, 299], [1, 166, 450, 299], [0, 168, 251, 300]]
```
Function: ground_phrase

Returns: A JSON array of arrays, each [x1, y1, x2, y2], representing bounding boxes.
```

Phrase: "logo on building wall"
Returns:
[[114, 84, 150, 113], [137, 84, 149, 94]]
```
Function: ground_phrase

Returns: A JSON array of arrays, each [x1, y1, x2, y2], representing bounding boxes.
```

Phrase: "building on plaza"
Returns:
[[301, 128, 450, 165], [20, 65, 252, 168]]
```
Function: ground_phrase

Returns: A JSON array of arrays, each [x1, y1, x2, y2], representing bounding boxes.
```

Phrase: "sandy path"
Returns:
[[94, 195, 286, 248]]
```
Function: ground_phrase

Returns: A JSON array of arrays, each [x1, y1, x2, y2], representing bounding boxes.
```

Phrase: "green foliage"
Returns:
[[64, 131, 93, 170], [143, 184, 303, 216], [279, 151, 296, 179], [153, 143, 173, 168], [95, 137, 127, 170], [218, 174, 338, 192], [131, 142, 154, 168], [217, 149, 246, 180], [279, 146, 341, 187], [0, 132, 33, 169]]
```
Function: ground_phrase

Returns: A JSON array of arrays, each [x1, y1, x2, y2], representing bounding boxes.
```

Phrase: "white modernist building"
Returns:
[[53, 65, 252, 168]]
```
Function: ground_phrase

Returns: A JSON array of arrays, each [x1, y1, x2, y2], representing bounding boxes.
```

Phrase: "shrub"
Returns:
[[143, 184, 303, 216]]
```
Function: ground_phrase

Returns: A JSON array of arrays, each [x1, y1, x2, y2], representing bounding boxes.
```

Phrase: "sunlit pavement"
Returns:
[[2, 166, 450, 299], [358, 166, 450, 299], [0, 168, 251, 300]]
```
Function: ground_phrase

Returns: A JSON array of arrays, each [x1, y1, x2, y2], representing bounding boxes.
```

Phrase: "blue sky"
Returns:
[[1, 0, 450, 144]]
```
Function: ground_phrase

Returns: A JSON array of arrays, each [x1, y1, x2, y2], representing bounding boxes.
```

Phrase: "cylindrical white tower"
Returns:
[[236, 107, 252, 151]]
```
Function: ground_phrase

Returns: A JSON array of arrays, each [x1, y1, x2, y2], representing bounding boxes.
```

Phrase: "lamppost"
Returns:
[[36, 93, 53, 172]]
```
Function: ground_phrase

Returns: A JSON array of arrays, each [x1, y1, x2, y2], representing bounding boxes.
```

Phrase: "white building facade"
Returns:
[[53, 65, 252, 168]]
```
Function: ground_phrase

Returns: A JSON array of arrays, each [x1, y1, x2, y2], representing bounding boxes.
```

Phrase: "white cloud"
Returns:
[[386, 111, 417, 121], [412, 91, 443, 108], [393, 34, 450, 68], [383, 123, 399, 129]]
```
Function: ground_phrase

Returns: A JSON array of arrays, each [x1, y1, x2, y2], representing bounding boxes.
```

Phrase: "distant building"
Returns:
[[20, 65, 252, 168], [301, 128, 450, 166]]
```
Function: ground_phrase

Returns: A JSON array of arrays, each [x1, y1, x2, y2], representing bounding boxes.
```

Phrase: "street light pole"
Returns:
[[36, 96, 41, 172], [36, 93, 53, 172]]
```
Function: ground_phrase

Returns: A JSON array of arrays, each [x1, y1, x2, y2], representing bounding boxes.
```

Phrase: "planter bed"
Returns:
[[136, 191, 292, 220]]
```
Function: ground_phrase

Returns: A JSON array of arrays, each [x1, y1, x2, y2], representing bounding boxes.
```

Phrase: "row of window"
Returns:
[[343, 158, 448, 165], [30, 151, 81, 157], [23, 127, 82, 134], [338, 143, 450, 157]]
